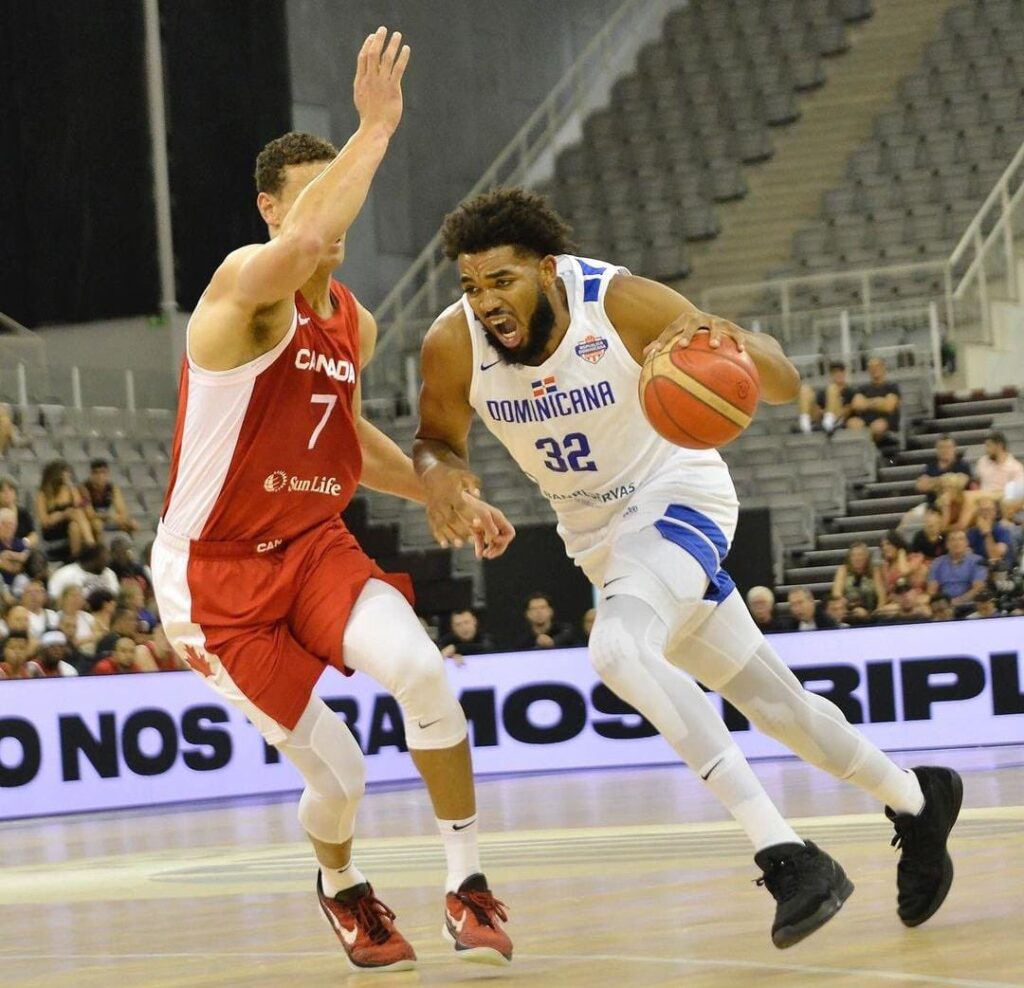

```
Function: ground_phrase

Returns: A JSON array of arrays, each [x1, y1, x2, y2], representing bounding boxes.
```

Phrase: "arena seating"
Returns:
[[540, 0, 873, 282]]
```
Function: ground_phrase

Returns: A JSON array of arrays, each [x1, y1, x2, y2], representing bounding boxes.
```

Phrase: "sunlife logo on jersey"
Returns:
[[263, 471, 343, 496], [485, 376, 616, 425]]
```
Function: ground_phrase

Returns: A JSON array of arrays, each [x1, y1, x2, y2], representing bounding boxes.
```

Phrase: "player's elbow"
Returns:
[[760, 363, 802, 405]]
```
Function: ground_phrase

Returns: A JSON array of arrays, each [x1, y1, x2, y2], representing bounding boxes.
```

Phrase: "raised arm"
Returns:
[[613, 276, 801, 405], [189, 28, 410, 370]]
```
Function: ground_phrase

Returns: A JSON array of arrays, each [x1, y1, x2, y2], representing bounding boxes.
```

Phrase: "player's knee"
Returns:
[[588, 614, 640, 687], [396, 643, 467, 750]]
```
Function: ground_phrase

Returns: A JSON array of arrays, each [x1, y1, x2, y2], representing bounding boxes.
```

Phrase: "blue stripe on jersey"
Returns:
[[583, 278, 602, 302], [577, 259, 606, 276], [662, 504, 730, 560], [653, 518, 736, 605]]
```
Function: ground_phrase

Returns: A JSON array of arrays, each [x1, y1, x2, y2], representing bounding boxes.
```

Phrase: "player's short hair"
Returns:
[[827, 361, 846, 372], [255, 132, 337, 196], [89, 458, 109, 471], [525, 591, 554, 608], [986, 430, 1008, 448], [440, 187, 576, 261]]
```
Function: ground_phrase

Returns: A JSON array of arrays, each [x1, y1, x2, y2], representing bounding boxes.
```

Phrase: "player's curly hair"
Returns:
[[440, 187, 576, 260], [254, 131, 337, 195]]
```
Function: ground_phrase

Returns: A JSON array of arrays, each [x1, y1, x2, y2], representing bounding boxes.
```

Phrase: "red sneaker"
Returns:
[[442, 873, 512, 965], [316, 874, 417, 972]]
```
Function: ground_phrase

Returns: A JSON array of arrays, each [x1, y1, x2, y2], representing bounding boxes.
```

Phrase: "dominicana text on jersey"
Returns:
[[460, 255, 735, 536]]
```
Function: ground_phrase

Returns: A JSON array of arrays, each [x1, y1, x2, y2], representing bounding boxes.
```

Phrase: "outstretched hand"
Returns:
[[642, 309, 747, 361], [353, 27, 411, 136], [460, 491, 516, 560]]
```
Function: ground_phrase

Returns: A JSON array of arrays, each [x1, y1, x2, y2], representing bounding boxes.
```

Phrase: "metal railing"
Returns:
[[366, 0, 682, 393]]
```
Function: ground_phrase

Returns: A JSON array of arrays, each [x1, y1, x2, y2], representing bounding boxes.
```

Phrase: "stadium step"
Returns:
[[859, 479, 920, 497], [816, 528, 891, 550], [877, 463, 925, 482], [909, 428, 993, 449], [830, 511, 904, 530], [846, 494, 924, 515], [791, 547, 849, 567], [918, 414, 995, 433], [935, 396, 1017, 418], [784, 564, 839, 583], [775, 580, 834, 599]]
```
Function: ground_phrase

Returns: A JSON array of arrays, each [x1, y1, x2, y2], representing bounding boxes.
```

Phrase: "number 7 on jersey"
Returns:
[[308, 393, 337, 449]]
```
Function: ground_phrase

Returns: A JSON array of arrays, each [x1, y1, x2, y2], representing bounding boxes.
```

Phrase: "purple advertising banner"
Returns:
[[1, 617, 1022, 820]]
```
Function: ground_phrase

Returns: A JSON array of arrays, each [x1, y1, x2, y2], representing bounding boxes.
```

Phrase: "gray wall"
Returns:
[[286, 0, 623, 309]]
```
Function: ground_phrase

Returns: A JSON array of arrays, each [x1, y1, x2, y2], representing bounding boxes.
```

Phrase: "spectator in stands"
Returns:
[[19, 580, 56, 638], [0, 506, 30, 597], [580, 607, 596, 643], [136, 625, 186, 672], [824, 595, 850, 629], [786, 588, 838, 631], [57, 585, 96, 651], [515, 591, 576, 650], [0, 630, 32, 679], [929, 595, 953, 622], [35, 459, 95, 561], [908, 436, 972, 532], [878, 530, 912, 597], [797, 361, 853, 435], [910, 506, 946, 559], [0, 403, 25, 458], [438, 608, 495, 664], [966, 589, 999, 620], [927, 529, 987, 608], [90, 636, 143, 675], [13, 549, 49, 600], [934, 474, 972, 532], [0, 476, 36, 546], [108, 534, 151, 597], [28, 630, 79, 677], [745, 585, 792, 632], [48, 543, 119, 600], [0, 603, 31, 642], [80, 459, 139, 536], [966, 496, 1015, 566], [974, 431, 1024, 505], [56, 612, 90, 673], [831, 541, 884, 613], [82, 588, 117, 658], [847, 356, 900, 445], [875, 577, 931, 624], [94, 606, 144, 659]]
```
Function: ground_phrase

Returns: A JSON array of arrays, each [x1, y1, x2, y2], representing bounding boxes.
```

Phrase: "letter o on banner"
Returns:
[[503, 683, 587, 744], [122, 709, 179, 776], [0, 718, 42, 788]]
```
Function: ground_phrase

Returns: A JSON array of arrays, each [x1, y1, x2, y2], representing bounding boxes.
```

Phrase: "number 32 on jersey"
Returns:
[[534, 432, 597, 473]]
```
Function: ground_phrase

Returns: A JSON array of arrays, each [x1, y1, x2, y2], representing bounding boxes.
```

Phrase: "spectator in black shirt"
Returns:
[[848, 356, 901, 445], [915, 435, 971, 506], [910, 507, 946, 560], [798, 361, 854, 435], [515, 591, 576, 650], [787, 588, 839, 631], [438, 608, 495, 664], [745, 585, 793, 632], [0, 476, 36, 546]]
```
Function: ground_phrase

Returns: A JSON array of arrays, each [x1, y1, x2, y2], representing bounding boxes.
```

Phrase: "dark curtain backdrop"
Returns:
[[0, 1, 291, 327], [0, 1, 157, 327], [161, 0, 292, 310]]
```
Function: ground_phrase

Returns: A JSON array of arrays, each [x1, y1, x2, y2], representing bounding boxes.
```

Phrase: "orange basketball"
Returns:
[[639, 331, 760, 449]]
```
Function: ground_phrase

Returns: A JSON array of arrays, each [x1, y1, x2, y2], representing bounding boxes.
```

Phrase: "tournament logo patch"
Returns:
[[575, 335, 609, 364]]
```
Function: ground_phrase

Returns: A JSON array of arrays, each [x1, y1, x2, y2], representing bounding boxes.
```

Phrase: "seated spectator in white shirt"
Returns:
[[0, 603, 31, 640], [48, 543, 119, 600], [974, 432, 1024, 502], [57, 584, 97, 651], [28, 630, 79, 677], [19, 579, 57, 639], [0, 507, 29, 601]]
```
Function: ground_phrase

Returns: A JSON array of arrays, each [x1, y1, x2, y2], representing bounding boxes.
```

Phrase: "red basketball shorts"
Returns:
[[152, 516, 413, 742]]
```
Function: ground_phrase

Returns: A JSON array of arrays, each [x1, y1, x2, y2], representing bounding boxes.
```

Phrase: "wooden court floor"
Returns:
[[2, 745, 1023, 987]]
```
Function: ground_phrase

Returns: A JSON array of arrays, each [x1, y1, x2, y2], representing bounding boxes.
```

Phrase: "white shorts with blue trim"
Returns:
[[565, 478, 740, 621]]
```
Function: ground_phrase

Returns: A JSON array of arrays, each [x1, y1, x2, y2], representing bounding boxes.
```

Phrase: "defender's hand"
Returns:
[[461, 491, 516, 560], [353, 27, 411, 136], [642, 310, 747, 361], [423, 464, 481, 548]]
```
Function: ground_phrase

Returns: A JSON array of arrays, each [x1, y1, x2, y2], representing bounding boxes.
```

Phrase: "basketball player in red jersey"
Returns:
[[152, 30, 513, 973]]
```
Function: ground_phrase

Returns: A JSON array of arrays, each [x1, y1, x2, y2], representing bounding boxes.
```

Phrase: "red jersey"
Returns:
[[162, 280, 362, 543]]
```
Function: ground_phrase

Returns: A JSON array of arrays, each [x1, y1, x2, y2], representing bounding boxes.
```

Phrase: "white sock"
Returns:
[[852, 763, 925, 816], [320, 859, 367, 898], [823, 411, 836, 432], [799, 412, 812, 433], [437, 814, 482, 892], [698, 747, 804, 852]]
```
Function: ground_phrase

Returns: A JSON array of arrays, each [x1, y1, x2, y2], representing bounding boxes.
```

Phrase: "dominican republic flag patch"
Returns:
[[531, 375, 557, 397], [574, 334, 609, 364]]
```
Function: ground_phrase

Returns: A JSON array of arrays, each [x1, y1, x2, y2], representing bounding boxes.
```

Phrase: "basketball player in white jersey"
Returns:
[[151, 33, 514, 971], [414, 188, 962, 948]]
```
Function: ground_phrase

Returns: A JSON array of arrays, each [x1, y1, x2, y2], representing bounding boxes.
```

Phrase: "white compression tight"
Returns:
[[589, 594, 802, 850], [669, 590, 923, 816]]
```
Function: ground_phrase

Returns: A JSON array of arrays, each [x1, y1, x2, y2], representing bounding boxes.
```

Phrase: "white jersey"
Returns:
[[462, 254, 737, 568]]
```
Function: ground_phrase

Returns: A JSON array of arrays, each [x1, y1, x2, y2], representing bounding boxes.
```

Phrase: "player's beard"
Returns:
[[486, 289, 556, 367]]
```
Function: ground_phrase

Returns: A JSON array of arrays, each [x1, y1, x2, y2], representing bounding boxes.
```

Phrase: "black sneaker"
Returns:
[[885, 766, 963, 927], [754, 840, 855, 948]]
